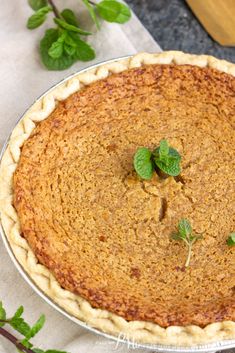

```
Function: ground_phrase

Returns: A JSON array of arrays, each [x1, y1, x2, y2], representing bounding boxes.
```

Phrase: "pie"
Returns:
[[0, 52, 235, 346]]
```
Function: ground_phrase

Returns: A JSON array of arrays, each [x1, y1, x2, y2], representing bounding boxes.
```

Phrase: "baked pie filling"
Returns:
[[13, 63, 235, 328]]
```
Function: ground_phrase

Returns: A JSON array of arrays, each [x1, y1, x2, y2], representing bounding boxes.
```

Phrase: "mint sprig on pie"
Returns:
[[134, 139, 181, 180]]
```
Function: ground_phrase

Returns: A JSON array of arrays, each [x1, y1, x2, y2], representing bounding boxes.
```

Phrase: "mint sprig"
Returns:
[[40, 27, 96, 70], [27, 0, 131, 70], [40, 29, 75, 70], [172, 219, 202, 267], [227, 233, 235, 246], [0, 301, 69, 353], [134, 139, 182, 180]]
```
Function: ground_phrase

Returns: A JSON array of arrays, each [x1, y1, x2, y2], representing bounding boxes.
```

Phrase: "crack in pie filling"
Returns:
[[1, 52, 235, 345]]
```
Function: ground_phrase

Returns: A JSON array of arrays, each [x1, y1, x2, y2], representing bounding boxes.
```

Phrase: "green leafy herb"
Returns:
[[48, 39, 64, 58], [26, 315, 45, 340], [27, 6, 52, 29], [64, 32, 77, 47], [0, 301, 69, 353], [63, 33, 76, 55], [48, 31, 66, 59], [54, 18, 91, 35], [134, 147, 154, 180], [40, 28, 95, 70], [172, 219, 202, 267], [153, 139, 181, 177], [227, 233, 235, 246], [158, 139, 169, 157], [9, 317, 31, 336], [40, 29, 75, 70], [69, 33, 96, 61], [82, 0, 100, 29], [12, 306, 24, 319], [61, 9, 79, 26], [133, 139, 182, 180], [96, 0, 131, 23], [28, 0, 48, 11], [64, 43, 76, 56], [26, 0, 131, 70]]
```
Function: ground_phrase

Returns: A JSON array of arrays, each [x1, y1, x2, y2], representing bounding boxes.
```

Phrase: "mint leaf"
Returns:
[[155, 158, 181, 177], [61, 9, 79, 27], [154, 146, 181, 162], [10, 317, 31, 336], [114, 2, 131, 23], [71, 35, 96, 61], [12, 306, 24, 319], [28, 0, 48, 11], [33, 349, 45, 353], [48, 30, 68, 59], [27, 6, 51, 29], [134, 147, 154, 180], [227, 233, 235, 246], [82, 0, 100, 29], [0, 302, 6, 327], [63, 33, 77, 56], [48, 39, 64, 59], [154, 145, 181, 161], [97, 0, 131, 24], [168, 147, 181, 160], [54, 18, 91, 35], [178, 219, 192, 238], [64, 33, 77, 47], [26, 315, 45, 340], [159, 139, 169, 158], [153, 140, 181, 177], [64, 43, 76, 56], [40, 29, 75, 70]]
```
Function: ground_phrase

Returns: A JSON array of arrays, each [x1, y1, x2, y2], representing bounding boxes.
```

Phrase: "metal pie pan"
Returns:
[[0, 55, 235, 353]]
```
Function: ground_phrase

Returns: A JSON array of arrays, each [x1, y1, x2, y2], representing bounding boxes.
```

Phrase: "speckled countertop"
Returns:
[[127, 0, 235, 62], [126, 1, 235, 353]]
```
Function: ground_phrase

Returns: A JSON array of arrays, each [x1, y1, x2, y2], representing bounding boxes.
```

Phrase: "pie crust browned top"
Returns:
[[0, 52, 235, 346]]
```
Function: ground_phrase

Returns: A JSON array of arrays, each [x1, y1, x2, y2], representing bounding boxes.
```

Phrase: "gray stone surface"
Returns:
[[127, 0, 235, 62], [126, 1, 235, 352]]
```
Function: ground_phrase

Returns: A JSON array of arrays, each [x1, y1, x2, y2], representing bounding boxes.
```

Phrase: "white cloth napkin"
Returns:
[[0, 1, 161, 352]]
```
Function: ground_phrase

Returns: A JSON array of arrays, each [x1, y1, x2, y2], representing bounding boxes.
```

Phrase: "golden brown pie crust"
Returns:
[[1, 52, 235, 346]]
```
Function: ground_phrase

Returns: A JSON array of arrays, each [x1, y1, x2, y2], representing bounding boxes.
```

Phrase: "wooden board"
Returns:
[[186, 0, 235, 46]]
